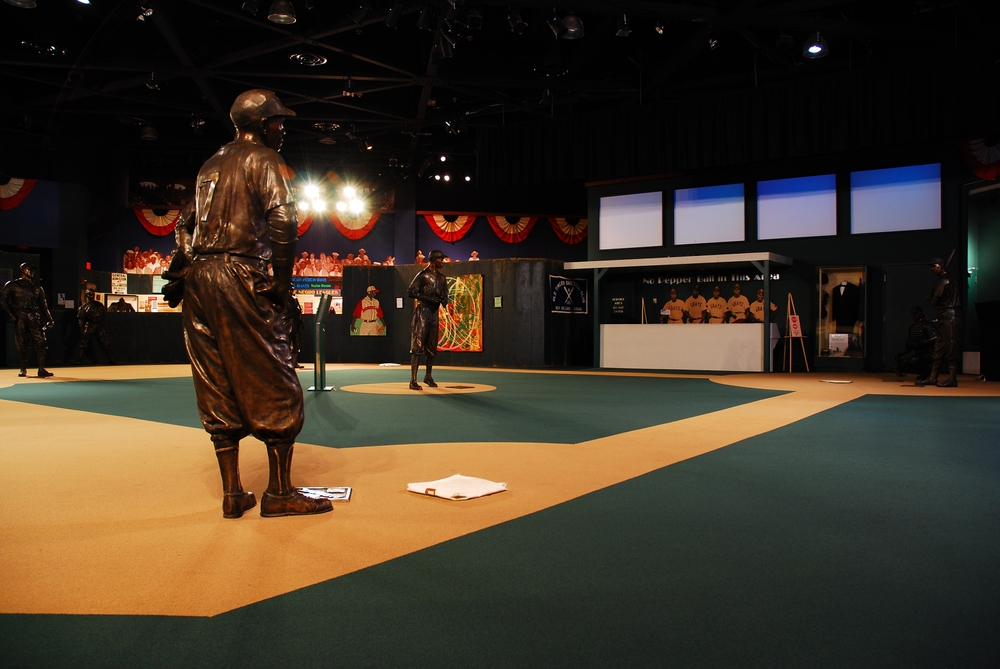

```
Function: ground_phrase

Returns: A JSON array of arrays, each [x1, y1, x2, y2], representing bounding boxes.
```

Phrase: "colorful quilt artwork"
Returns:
[[438, 274, 483, 352]]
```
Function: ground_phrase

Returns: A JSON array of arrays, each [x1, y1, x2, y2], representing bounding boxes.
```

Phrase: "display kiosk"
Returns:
[[566, 252, 791, 372]]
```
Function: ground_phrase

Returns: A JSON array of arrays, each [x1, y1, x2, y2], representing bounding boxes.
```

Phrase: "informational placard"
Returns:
[[111, 272, 128, 295], [549, 275, 588, 314], [788, 314, 803, 337]]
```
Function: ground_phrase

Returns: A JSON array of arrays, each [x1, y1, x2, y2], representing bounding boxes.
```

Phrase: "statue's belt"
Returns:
[[195, 252, 266, 266]]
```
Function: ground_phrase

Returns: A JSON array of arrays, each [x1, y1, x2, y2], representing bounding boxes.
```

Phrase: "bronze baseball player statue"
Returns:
[[1, 262, 54, 378], [916, 256, 962, 388], [406, 250, 449, 390], [76, 288, 116, 365], [163, 89, 331, 518]]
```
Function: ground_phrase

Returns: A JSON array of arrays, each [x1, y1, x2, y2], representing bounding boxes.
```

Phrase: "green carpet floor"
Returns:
[[0, 370, 781, 447], [2, 393, 999, 667]]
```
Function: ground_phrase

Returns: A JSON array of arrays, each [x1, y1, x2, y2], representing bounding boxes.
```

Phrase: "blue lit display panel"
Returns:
[[757, 174, 837, 240], [851, 163, 941, 234], [674, 183, 745, 246]]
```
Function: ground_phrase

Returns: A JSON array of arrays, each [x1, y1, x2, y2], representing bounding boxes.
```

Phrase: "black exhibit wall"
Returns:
[[295, 260, 591, 368], [586, 143, 970, 372]]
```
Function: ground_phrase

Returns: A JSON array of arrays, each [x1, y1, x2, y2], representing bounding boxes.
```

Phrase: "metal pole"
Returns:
[[309, 294, 334, 391]]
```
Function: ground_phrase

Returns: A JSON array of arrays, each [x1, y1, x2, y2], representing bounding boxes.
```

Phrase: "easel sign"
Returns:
[[788, 314, 803, 338]]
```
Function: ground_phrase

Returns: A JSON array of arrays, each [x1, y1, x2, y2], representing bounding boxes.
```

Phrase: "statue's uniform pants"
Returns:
[[14, 314, 47, 358], [182, 255, 304, 445], [932, 310, 962, 368], [410, 304, 439, 358]]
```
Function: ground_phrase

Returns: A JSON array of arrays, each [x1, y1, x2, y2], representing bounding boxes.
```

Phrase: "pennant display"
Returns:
[[330, 211, 379, 240], [487, 215, 537, 243], [134, 208, 182, 236], [423, 214, 475, 242], [549, 217, 588, 244], [0, 177, 37, 211]]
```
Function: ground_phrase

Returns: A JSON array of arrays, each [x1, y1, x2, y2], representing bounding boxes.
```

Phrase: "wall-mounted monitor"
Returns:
[[851, 163, 941, 234], [757, 174, 837, 240], [674, 183, 745, 246], [598, 191, 663, 250]]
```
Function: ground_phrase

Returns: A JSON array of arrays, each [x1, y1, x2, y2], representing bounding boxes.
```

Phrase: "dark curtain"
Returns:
[[478, 55, 1000, 188]]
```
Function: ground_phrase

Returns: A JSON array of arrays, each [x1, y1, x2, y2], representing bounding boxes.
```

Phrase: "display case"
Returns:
[[818, 266, 865, 362]]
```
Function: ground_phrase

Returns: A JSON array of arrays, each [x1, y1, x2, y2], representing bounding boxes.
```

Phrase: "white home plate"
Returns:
[[339, 382, 496, 395]]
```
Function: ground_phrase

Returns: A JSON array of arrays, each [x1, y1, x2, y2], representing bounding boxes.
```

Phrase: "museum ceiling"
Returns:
[[1, 0, 996, 185]]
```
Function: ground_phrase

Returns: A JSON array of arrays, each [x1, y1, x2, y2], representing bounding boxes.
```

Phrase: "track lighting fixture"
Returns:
[[140, 125, 158, 141], [146, 72, 161, 90], [507, 8, 527, 35], [708, 37, 718, 50], [616, 14, 630, 37], [349, 1, 372, 25], [655, 22, 664, 35], [466, 7, 482, 29], [242, 0, 259, 15], [4, 0, 37, 6], [136, 5, 153, 21], [267, 0, 296, 25], [384, 2, 402, 28], [416, 5, 435, 31], [561, 13, 584, 40]]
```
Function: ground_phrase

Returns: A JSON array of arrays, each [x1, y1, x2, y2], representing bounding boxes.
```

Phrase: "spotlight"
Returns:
[[349, 1, 372, 25], [268, 0, 296, 24], [416, 5, 435, 31], [466, 7, 482, 29], [440, 155, 447, 162], [312, 200, 326, 212], [242, 0, 259, 15], [342, 77, 361, 98], [803, 31, 828, 58], [4, 0, 37, 6], [507, 9, 527, 35], [443, 174, 451, 182], [363, 139, 373, 151], [561, 13, 584, 40], [384, 2, 402, 28], [77, 0, 91, 4], [299, 200, 311, 212], [140, 125, 158, 141], [145, 72, 160, 90], [708, 37, 718, 50], [136, 5, 153, 21], [434, 175, 441, 181], [343, 186, 356, 198], [438, 32, 456, 58], [312, 122, 340, 131], [547, 11, 565, 39], [655, 22, 664, 35], [349, 199, 364, 213], [303, 184, 320, 198], [190, 117, 206, 135], [464, 175, 471, 182], [616, 14, 630, 37], [336, 201, 347, 212]]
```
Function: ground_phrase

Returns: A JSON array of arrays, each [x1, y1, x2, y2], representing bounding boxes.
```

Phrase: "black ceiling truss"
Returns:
[[1, 0, 987, 180]]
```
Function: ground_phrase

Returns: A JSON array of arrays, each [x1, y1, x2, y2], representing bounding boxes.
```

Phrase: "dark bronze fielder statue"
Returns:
[[77, 288, 115, 365], [406, 250, 449, 390], [0, 263, 54, 378], [163, 89, 332, 519], [916, 256, 962, 388]]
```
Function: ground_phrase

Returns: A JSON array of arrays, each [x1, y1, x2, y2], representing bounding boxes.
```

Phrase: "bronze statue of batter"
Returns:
[[164, 89, 331, 519], [1, 263, 54, 378], [916, 256, 962, 388], [406, 250, 449, 390]]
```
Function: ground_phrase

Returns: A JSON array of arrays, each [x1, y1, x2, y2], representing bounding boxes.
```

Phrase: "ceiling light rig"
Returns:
[[384, 2, 402, 28], [349, 1, 373, 25], [803, 31, 828, 59], [313, 122, 340, 132], [289, 53, 327, 66], [507, 8, 528, 35], [616, 14, 630, 37], [136, 5, 153, 21], [268, 0, 296, 25], [342, 77, 362, 98], [21, 41, 67, 57]]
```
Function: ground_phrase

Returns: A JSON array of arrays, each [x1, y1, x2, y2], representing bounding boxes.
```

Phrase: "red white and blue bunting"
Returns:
[[134, 208, 182, 236], [331, 212, 380, 240], [0, 177, 37, 211], [549, 217, 588, 244], [487, 215, 537, 243], [424, 214, 476, 242], [961, 138, 1000, 181]]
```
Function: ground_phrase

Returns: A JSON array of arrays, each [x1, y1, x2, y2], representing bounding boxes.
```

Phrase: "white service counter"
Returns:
[[601, 323, 780, 372]]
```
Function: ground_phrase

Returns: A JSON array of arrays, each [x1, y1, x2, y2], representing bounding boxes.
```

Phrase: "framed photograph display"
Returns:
[[818, 267, 866, 359]]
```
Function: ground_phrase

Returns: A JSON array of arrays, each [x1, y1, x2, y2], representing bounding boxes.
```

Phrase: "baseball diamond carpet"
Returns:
[[1, 365, 998, 668]]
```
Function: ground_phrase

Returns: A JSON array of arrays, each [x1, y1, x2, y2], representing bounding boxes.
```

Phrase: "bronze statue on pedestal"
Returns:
[[406, 250, 449, 390], [0, 263, 54, 378], [163, 89, 332, 519]]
